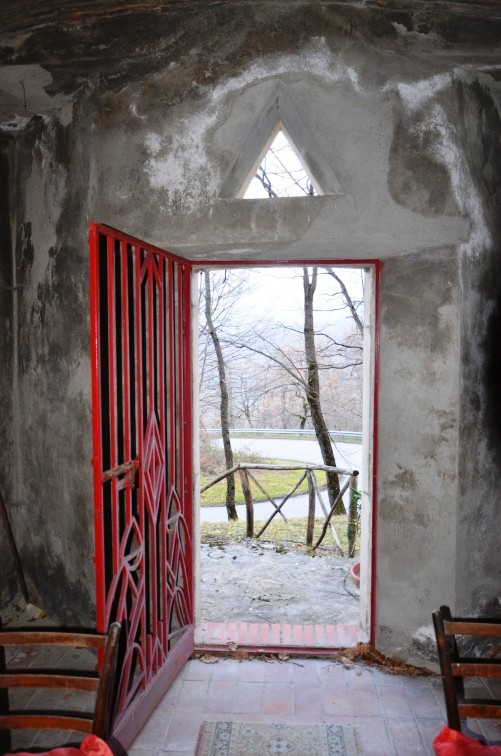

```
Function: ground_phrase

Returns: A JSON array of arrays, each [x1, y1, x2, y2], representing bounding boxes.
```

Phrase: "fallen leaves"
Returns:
[[336, 643, 432, 676], [193, 641, 431, 677], [197, 654, 219, 664]]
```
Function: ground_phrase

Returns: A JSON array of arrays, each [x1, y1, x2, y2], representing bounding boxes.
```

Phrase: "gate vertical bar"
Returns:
[[89, 224, 106, 635], [107, 234, 120, 577], [180, 263, 194, 605], [120, 242, 133, 526]]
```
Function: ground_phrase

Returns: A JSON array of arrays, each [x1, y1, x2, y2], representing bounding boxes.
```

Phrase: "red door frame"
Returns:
[[89, 224, 194, 748], [198, 259, 380, 645]]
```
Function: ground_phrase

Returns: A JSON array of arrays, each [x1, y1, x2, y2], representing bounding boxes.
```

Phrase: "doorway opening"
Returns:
[[198, 105, 377, 649], [194, 262, 377, 651]]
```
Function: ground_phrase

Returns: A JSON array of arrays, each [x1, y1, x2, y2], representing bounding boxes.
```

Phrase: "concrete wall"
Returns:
[[83, 57, 467, 262], [0, 3, 500, 657], [455, 79, 501, 619], [374, 73, 501, 659], [72, 35, 470, 656], [377, 247, 460, 661], [0, 136, 16, 605]]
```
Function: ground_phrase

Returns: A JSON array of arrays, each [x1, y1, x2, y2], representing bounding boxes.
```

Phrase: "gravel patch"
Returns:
[[200, 539, 360, 625]]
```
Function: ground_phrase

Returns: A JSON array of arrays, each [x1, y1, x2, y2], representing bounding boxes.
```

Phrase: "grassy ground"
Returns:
[[201, 460, 327, 507], [201, 514, 359, 555]]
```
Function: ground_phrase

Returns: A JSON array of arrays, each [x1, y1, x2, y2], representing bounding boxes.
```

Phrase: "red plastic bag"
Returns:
[[80, 736, 113, 756], [4, 734, 113, 756], [434, 727, 501, 755], [3, 747, 81, 755]]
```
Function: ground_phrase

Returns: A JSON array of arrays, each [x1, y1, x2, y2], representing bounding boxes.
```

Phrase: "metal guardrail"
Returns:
[[203, 428, 362, 440]]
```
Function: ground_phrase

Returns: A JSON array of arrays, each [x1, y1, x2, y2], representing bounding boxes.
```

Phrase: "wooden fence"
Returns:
[[200, 463, 360, 557]]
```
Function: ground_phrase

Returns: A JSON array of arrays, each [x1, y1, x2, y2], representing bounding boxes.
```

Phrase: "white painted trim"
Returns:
[[359, 266, 375, 635], [191, 260, 375, 641]]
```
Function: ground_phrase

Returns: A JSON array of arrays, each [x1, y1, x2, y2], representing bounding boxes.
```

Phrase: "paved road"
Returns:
[[201, 437, 362, 523], [227, 437, 362, 472]]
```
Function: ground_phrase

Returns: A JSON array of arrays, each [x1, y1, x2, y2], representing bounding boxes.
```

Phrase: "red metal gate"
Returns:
[[89, 224, 193, 748]]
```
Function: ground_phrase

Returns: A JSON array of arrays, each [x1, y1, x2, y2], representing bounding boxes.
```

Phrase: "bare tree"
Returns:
[[227, 287, 349, 513], [325, 267, 364, 336], [202, 271, 237, 520], [302, 267, 343, 513], [249, 131, 316, 199], [231, 365, 283, 428]]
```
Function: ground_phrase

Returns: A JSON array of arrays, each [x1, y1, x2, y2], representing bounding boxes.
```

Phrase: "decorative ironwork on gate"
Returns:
[[89, 224, 193, 728]]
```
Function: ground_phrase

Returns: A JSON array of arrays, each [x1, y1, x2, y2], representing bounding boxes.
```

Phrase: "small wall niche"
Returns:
[[219, 81, 344, 200]]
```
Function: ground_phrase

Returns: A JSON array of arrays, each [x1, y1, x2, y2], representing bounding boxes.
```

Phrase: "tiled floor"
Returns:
[[127, 655, 501, 755], [4, 619, 501, 755]]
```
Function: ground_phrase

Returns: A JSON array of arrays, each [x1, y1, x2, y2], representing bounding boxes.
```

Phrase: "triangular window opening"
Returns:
[[244, 129, 319, 199]]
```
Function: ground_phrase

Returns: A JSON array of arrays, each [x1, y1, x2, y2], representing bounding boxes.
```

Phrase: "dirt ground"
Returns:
[[200, 538, 361, 625]]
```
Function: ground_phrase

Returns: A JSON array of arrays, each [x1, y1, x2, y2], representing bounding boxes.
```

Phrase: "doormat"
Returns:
[[195, 721, 359, 755]]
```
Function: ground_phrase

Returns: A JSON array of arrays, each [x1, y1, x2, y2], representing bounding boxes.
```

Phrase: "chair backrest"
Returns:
[[0, 623, 121, 751], [433, 605, 501, 731]]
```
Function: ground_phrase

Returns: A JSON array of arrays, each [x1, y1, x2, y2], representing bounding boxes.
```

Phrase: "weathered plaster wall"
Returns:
[[455, 78, 501, 618], [374, 73, 501, 660], [5, 115, 95, 623], [0, 2, 500, 657], [74, 42, 468, 653], [0, 137, 16, 605], [377, 247, 460, 661], [81, 45, 467, 262]]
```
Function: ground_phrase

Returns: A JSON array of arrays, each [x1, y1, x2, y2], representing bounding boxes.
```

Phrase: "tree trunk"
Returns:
[[298, 400, 309, 430], [303, 268, 345, 514], [204, 271, 237, 520]]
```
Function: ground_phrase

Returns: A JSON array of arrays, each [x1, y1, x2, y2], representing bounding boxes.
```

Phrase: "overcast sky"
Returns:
[[233, 266, 364, 332]]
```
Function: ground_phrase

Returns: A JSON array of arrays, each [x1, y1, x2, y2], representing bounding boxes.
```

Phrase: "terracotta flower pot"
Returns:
[[350, 561, 360, 586]]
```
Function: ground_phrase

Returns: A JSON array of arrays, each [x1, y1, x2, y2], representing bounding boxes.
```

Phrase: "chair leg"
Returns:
[[433, 607, 462, 731], [108, 734, 128, 756], [0, 618, 12, 754]]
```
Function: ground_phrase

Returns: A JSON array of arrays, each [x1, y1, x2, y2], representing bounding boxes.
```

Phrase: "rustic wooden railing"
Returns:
[[201, 463, 360, 556]]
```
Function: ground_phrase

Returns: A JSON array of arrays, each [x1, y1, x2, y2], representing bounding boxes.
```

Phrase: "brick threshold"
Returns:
[[195, 619, 367, 653]]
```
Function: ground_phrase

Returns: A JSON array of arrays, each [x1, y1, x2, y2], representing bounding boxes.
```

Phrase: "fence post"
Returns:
[[239, 469, 254, 538], [306, 471, 315, 549], [347, 472, 359, 558]]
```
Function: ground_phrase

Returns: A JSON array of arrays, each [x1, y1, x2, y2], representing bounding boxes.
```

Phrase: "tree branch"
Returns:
[[224, 339, 308, 391], [325, 267, 364, 335]]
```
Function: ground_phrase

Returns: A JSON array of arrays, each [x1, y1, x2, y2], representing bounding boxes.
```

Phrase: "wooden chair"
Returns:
[[433, 605, 501, 731], [0, 622, 121, 753]]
